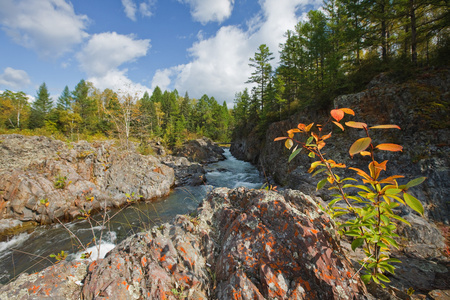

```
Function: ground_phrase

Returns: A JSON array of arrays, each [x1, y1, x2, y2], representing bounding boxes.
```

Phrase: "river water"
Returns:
[[0, 148, 263, 284]]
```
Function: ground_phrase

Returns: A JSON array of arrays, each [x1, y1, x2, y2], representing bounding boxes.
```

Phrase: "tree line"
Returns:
[[0, 80, 233, 149], [233, 0, 449, 133]]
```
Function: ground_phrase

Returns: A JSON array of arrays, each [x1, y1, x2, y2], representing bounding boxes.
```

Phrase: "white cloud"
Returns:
[[171, 26, 252, 102], [122, 0, 156, 21], [88, 69, 151, 98], [77, 32, 150, 77], [77, 32, 151, 97], [0, 67, 31, 90], [139, 0, 156, 17], [151, 68, 177, 92], [178, 0, 234, 24], [153, 0, 322, 105], [0, 0, 89, 58], [122, 0, 137, 21]]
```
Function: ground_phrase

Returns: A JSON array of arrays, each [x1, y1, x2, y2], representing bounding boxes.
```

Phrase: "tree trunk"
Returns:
[[410, 0, 417, 64]]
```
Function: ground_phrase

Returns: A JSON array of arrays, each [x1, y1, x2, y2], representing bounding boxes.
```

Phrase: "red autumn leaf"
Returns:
[[345, 121, 368, 129], [331, 109, 345, 122], [349, 137, 372, 157], [376, 143, 403, 152], [370, 124, 401, 130]]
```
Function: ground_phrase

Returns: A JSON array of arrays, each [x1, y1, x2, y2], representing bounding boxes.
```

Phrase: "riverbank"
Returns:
[[0, 147, 263, 285]]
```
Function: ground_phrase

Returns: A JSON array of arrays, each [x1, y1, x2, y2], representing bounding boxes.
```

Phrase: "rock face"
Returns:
[[0, 188, 369, 299], [0, 134, 174, 229], [176, 137, 226, 164], [231, 67, 450, 224], [160, 155, 206, 187]]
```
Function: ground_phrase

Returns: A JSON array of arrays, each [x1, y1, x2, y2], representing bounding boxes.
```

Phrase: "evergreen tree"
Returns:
[[29, 82, 53, 128], [57, 86, 72, 111], [246, 44, 275, 115], [72, 79, 97, 133]]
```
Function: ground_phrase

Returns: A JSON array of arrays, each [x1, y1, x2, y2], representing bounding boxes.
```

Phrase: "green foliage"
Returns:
[[29, 82, 53, 129], [49, 250, 67, 263], [275, 107, 425, 288], [54, 174, 68, 189]]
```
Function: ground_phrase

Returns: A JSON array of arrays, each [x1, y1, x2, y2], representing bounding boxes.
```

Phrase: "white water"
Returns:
[[0, 148, 263, 284]]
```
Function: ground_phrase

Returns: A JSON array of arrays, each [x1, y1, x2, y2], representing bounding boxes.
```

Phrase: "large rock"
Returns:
[[160, 155, 206, 186], [0, 188, 369, 299], [176, 137, 225, 164], [0, 135, 174, 230]]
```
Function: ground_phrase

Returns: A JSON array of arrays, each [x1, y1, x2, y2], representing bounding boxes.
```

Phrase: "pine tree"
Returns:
[[246, 44, 274, 115], [29, 82, 53, 129], [57, 86, 72, 111]]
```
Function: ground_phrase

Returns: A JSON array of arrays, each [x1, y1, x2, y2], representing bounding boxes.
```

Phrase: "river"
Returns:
[[0, 148, 263, 285]]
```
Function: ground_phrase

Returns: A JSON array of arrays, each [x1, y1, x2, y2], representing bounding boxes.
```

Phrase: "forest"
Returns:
[[233, 0, 449, 135], [0, 81, 233, 150], [1, 0, 448, 148]]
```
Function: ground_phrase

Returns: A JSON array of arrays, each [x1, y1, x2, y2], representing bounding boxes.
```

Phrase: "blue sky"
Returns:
[[0, 0, 321, 106]]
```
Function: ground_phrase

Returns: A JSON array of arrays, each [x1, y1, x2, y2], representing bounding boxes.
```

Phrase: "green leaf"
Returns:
[[349, 137, 372, 157], [380, 215, 390, 225], [361, 275, 372, 284], [378, 262, 396, 274], [308, 151, 315, 158], [384, 188, 402, 195], [406, 177, 426, 189], [312, 168, 326, 177], [351, 184, 372, 192], [342, 177, 358, 182], [403, 192, 424, 215], [351, 238, 365, 251], [306, 136, 314, 145], [288, 148, 302, 162], [316, 178, 328, 191], [382, 236, 399, 249], [376, 273, 391, 283], [385, 258, 402, 264], [328, 197, 342, 207]]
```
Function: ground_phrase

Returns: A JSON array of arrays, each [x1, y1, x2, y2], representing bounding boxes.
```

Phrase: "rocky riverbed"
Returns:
[[0, 135, 223, 236]]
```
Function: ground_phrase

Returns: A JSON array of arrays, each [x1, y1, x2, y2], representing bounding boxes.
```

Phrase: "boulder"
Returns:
[[160, 155, 206, 187], [0, 260, 88, 300], [0, 188, 369, 299], [176, 137, 225, 164]]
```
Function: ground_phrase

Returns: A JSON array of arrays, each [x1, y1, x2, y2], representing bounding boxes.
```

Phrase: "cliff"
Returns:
[[231, 67, 450, 224]]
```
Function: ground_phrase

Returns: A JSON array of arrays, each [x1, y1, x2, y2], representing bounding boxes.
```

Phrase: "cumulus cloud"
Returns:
[[151, 68, 176, 92], [88, 69, 151, 98], [178, 0, 234, 24], [77, 32, 150, 77], [154, 0, 321, 104], [0, 0, 89, 58], [77, 32, 151, 96], [170, 26, 251, 103], [0, 67, 31, 90], [122, 0, 156, 21]]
